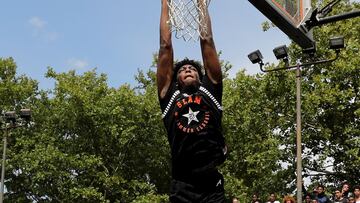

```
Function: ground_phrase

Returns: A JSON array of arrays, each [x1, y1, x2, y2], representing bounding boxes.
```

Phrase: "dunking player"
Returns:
[[157, 0, 227, 202]]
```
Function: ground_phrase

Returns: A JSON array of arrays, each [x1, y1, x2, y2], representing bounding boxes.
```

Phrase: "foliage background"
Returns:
[[0, 0, 359, 202]]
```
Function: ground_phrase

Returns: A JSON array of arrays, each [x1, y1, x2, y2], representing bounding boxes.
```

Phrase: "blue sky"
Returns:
[[0, 1, 294, 90]]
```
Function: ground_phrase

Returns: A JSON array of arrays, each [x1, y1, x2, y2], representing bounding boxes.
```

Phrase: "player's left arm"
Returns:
[[198, 0, 222, 85]]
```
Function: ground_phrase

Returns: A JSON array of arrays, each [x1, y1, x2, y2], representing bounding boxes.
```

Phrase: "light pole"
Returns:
[[0, 109, 31, 203], [248, 36, 344, 203], [0, 128, 7, 203]]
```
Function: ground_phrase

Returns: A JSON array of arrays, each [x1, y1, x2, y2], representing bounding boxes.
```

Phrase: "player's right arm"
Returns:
[[157, 0, 174, 99]]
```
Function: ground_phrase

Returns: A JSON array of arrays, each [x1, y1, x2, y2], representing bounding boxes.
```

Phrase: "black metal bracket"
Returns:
[[305, 1, 360, 30], [259, 50, 340, 73]]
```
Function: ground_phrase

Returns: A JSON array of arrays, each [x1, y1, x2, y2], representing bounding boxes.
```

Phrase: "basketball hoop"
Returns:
[[167, 0, 211, 41]]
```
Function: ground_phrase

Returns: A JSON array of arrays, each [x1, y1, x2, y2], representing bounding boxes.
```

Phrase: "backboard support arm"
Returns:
[[306, 10, 360, 30]]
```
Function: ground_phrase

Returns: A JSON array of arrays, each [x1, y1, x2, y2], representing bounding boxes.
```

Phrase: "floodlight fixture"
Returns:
[[20, 109, 31, 121], [329, 36, 344, 50], [1, 108, 32, 203], [4, 111, 16, 123], [273, 45, 289, 60], [248, 50, 263, 64]]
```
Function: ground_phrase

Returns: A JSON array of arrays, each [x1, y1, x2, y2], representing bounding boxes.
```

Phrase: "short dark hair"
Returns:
[[305, 193, 312, 198], [174, 58, 204, 80], [317, 184, 325, 190]]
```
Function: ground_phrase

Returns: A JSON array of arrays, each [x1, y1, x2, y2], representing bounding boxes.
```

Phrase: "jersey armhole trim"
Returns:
[[162, 90, 180, 118], [199, 86, 223, 111]]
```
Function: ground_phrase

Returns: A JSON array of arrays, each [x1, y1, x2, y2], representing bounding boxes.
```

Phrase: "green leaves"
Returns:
[[1, 63, 169, 202], [1, 1, 359, 200]]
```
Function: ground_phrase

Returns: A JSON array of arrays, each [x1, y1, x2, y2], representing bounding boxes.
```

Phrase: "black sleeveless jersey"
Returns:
[[159, 75, 227, 181]]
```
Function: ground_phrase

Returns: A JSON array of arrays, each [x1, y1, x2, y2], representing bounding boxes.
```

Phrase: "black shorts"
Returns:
[[169, 171, 225, 203]]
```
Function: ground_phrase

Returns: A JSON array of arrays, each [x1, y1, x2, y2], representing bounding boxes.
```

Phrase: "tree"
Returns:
[[2, 62, 167, 202], [1, 1, 359, 200], [287, 0, 360, 187], [222, 1, 359, 200]]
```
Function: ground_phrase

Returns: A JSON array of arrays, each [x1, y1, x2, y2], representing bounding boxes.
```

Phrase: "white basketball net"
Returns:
[[167, 0, 211, 42]]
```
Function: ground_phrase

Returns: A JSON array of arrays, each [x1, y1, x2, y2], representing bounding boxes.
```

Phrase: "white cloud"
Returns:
[[28, 16, 59, 41], [67, 58, 89, 70], [28, 17, 46, 30]]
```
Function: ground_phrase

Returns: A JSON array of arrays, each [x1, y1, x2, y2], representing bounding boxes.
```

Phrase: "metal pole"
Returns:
[[314, 10, 360, 27], [296, 64, 302, 203], [0, 128, 7, 203]]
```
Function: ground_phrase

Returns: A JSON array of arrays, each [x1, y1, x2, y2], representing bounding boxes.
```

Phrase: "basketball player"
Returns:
[[157, 0, 227, 202]]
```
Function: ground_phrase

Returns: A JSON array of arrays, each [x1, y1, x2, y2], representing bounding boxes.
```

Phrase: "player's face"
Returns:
[[177, 64, 200, 88]]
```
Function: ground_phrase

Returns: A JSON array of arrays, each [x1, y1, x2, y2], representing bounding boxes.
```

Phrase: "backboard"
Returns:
[[248, 0, 314, 49]]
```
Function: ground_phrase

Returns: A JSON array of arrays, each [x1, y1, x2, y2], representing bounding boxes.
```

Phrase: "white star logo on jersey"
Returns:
[[182, 107, 200, 125]]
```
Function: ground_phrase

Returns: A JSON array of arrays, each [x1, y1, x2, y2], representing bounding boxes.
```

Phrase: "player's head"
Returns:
[[174, 58, 203, 90]]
